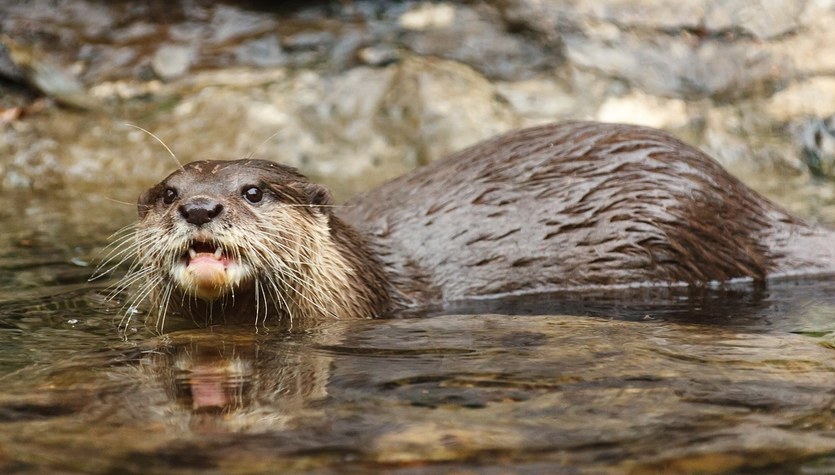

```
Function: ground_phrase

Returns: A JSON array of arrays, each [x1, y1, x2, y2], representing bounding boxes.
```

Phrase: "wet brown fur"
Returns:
[[132, 160, 390, 326], [343, 122, 835, 302], [131, 122, 835, 325]]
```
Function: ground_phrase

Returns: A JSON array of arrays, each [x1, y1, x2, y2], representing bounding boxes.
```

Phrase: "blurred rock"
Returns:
[[797, 116, 835, 178], [235, 35, 286, 68], [764, 77, 835, 120], [596, 91, 689, 129], [564, 34, 785, 101], [494, 79, 583, 125], [151, 44, 195, 81], [4, 0, 835, 219], [704, 0, 805, 39], [400, 3, 559, 80], [357, 45, 400, 67], [208, 5, 276, 46], [0, 36, 97, 109], [574, 0, 707, 30], [379, 57, 517, 164], [399, 3, 456, 30]]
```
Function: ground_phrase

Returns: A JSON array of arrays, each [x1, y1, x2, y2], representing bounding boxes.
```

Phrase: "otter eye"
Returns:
[[162, 187, 177, 205], [243, 186, 263, 204]]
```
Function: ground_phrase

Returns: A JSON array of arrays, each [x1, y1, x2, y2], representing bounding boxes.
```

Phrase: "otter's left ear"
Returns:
[[299, 182, 333, 211], [137, 184, 161, 219]]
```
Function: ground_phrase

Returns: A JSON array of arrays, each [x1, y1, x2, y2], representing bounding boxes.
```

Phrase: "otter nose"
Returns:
[[178, 198, 224, 226]]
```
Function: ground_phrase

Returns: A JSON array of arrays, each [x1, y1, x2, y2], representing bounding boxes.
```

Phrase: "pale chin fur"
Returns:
[[170, 260, 252, 301]]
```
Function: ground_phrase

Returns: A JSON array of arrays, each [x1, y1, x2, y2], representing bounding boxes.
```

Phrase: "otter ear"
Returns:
[[137, 187, 156, 219], [300, 182, 333, 207]]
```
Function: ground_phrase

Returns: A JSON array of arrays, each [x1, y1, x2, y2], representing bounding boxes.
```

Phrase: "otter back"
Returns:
[[342, 122, 835, 304]]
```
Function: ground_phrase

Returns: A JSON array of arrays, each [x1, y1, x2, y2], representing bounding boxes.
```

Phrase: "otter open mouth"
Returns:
[[184, 240, 229, 268], [175, 240, 237, 301]]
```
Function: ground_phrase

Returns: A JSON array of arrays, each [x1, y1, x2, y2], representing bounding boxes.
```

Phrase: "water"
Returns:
[[4, 194, 835, 474]]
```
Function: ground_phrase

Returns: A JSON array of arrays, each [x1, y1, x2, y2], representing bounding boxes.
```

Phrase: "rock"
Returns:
[[701, 106, 764, 167], [282, 31, 334, 52], [494, 79, 584, 125], [377, 57, 517, 165], [357, 45, 400, 67], [399, 3, 456, 30], [493, 0, 564, 41], [764, 77, 835, 121], [329, 31, 367, 71], [796, 116, 835, 178], [234, 35, 285, 68], [151, 45, 195, 81], [0, 36, 97, 110], [570, 0, 707, 31], [704, 0, 806, 39], [501, 0, 803, 39], [208, 5, 276, 45], [400, 3, 560, 80], [770, 12, 835, 77], [596, 91, 689, 129], [0, 39, 26, 84], [564, 33, 786, 100]]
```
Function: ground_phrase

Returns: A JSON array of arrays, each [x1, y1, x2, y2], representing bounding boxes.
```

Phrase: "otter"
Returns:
[[111, 121, 835, 328]]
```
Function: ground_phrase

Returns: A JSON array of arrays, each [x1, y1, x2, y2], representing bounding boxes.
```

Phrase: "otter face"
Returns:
[[136, 159, 332, 303]]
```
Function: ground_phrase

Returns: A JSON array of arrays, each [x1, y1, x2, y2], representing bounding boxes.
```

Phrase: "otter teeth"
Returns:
[[186, 243, 224, 260]]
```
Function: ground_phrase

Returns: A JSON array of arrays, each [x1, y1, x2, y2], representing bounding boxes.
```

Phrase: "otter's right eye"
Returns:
[[243, 186, 263, 204], [162, 188, 178, 205]]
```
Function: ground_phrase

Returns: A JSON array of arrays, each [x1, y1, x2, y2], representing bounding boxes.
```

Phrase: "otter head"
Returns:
[[136, 159, 336, 319]]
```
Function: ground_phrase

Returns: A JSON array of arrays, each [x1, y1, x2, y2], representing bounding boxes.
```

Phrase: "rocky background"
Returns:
[[3, 0, 835, 229]]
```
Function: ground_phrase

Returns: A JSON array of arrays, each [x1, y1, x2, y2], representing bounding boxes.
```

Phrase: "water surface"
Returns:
[[3, 194, 835, 474]]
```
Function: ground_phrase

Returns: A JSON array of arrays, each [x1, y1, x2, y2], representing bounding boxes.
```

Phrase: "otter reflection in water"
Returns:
[[111, 329, 335, 434], [98, 122, 835, 329]]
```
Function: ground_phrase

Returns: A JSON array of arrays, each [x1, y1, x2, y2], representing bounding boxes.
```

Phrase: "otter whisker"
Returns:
[[253, 278, 262, 327], [100, 196, 141, 207], [124, 123, 183, 171], [106, 268, 156, 300], [281, 270, 342, 321], [253, 278, 271, 327], [91, 244, 144, 281], [275, 203, 349, 209], [263, 270, 293, 325], [260, 284, 272, 326], [154, 281, 175, 333], [237, 232, 343, 320], [127, 272, 162, 307], [90, 227, 143, 280], [106, 266, 158, 301], [106, 220, 139, 238], [251, 225, 350, 275], [119, 273, 164, 330], [245, 129, 284, 160]]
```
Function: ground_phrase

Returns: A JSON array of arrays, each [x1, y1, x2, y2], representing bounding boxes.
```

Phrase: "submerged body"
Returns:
[[119, 122, 835, 326]]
